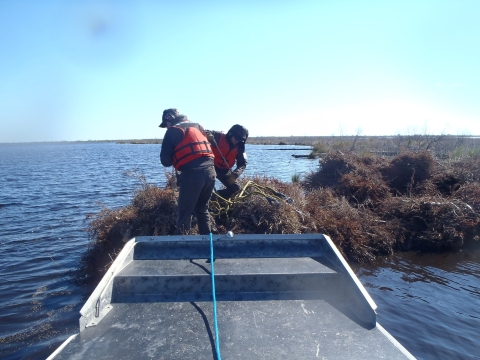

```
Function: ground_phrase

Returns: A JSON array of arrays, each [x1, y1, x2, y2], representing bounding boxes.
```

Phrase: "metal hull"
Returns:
[[49, 234, 415, 359]]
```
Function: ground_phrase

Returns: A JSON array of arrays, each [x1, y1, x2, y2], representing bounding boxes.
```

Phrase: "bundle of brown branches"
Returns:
[[303, 188, 397, 263], [380, 150, 437, 196], [215, 176, 307, 235], [302, 151, 391, 206], [78, 150, 480, 282], [78, 182, 177, 283], [301, 150, 480, 257], [378, 196, 479, 251]]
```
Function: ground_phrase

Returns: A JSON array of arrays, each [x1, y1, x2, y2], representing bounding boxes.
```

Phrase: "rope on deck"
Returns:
[[209, 232, 222, 360]]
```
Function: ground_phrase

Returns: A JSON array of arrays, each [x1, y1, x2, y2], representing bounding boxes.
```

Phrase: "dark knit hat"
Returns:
[[227, 124, 249, 142]]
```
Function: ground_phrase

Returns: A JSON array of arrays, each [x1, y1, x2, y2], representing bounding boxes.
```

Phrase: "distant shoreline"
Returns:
[[2, 134, 479, 146]]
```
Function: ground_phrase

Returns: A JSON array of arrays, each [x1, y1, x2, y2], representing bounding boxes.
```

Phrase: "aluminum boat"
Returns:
[[48, 233, 415, 359]]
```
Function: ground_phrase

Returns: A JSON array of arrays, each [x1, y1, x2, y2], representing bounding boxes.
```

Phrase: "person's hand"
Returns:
[[205, 130, 215, 144], [226, 172, 238, 185]]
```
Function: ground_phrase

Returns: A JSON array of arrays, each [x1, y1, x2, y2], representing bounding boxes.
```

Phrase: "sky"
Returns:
[[1, 0, 479, 142]]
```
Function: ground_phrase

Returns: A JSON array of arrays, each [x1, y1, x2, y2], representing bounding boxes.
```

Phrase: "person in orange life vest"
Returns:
[[159, 108, 216, 235], [205, 124, 248, 199]]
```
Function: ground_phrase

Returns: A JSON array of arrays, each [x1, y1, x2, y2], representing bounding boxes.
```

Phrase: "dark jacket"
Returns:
[[209, 131, 247, 176]]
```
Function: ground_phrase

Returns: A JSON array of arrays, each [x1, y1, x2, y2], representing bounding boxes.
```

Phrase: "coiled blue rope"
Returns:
[[209, 232, 222, 360]]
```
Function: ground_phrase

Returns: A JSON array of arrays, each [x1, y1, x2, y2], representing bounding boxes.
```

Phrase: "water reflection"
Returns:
[[353, 248, 480, 359], [1, 143, 479, 360], [245, 144, 318, 180]]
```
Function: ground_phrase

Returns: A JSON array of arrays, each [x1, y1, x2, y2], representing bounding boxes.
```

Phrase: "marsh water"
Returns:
[[0, 142, 479, 359]]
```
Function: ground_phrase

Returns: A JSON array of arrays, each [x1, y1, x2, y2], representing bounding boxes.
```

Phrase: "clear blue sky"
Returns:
[[1, 0, 479, 142]]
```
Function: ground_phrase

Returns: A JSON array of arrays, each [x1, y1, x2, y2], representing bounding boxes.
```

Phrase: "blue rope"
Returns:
[[209, 232, 222, 360]]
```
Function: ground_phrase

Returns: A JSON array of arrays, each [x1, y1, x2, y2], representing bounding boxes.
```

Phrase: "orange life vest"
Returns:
[[212, 133, 238, 170], [172, 125, 214, 170]]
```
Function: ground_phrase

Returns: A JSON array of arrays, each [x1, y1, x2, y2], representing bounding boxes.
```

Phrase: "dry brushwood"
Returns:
[[452, 182, 480, 214], [450, 155, 480, 184], [379, 150, 436, 195], [303, 188, 397, 262], [377, 196, 480, 251], [79, 149, 480, 282], [78, 183, 177, 283], [303, 151, 390, 206], [213, 176, 306, 234], [302, 151, 357, 190]]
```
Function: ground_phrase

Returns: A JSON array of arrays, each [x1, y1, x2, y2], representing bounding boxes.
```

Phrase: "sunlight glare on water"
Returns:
[[353, 249, 480, 360]]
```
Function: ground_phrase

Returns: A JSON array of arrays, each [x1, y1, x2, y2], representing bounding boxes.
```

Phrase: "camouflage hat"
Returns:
[[159, 108, 180, 128]]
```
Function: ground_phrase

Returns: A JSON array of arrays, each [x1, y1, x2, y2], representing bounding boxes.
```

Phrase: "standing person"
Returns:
[[159, 108, 216, 235], [206, 124, 249, 199]]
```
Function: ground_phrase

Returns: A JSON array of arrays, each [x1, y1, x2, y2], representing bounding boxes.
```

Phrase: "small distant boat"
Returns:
[[291, 154, 313, 158], [48, 234, 415, 359]]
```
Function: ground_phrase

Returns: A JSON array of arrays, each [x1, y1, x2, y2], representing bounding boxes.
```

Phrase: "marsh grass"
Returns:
[[291, 173, 301, 183], [295, 134, 480, 159]]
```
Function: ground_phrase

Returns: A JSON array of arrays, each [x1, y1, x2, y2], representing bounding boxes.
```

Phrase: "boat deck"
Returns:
[[54, 299, 408, 359], [49, 234, 415, 359]]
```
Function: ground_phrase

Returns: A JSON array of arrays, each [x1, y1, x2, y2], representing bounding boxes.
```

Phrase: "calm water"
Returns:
[[1, 143, 479, 360]]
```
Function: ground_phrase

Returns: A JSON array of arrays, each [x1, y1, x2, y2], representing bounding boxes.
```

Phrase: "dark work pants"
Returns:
[[176, 165, 216, 235], [216, 172, 241, 199]]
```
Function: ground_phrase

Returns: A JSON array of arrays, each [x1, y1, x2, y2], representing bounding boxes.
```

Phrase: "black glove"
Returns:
[[205, 130, 215, 144], [226, 172, 238, 185]]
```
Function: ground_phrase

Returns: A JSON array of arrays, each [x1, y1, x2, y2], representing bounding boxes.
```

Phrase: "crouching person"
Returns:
[[206, 124, 249, 199], [159, 108, 216, 235]]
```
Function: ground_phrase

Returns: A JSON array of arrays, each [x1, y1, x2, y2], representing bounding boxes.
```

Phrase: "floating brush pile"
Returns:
[[79, 175, 177, 282], [78, 150, 480, 282]]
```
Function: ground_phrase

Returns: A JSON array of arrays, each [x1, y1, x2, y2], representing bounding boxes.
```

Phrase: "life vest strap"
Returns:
[[174, 141, 212, 164]]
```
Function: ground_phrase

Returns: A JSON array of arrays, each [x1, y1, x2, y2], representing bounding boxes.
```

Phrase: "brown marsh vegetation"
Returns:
[[78, 135, 480, 282]]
